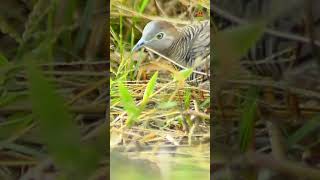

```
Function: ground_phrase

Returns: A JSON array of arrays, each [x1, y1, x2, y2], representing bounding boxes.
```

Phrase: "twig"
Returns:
[[226, 79, 320, 99], [262, 87, 287, 160], [145, 47, 210, 77], [154, 0, 167, 17], [67, 78, 108, 105], [266, 120, 286, 160]]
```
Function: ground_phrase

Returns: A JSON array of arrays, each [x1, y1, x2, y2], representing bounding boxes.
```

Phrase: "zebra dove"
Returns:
[[132, 20, 210, 81]]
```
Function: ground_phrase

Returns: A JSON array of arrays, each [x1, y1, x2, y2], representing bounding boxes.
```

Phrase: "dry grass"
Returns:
[[110, 0, 210, 179]]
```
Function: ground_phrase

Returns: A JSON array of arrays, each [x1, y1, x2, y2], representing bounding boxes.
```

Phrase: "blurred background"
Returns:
[[213, 0, 320, 179], [0, 0, 107, 179]]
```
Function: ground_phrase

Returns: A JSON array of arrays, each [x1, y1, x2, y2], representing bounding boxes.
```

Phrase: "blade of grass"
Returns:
[[216, 22, 265, 58], [239, 86, 259, 152], [74, 0, 94, 53], [26, 56, 99, 179], [0, 53, 10, 85], [214, 22, 265, 79], [140, 71, 158, 107], [184, 88, 191, 109], [118, 81, 140, 127], [138, 0, 150, 13], [287, 114, 320, 147], [0, 53, 9, 66], [174, 68, 193, 82], [56, 0, 78, 50]]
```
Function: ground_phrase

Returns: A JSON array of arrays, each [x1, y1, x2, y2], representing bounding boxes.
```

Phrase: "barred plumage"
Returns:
[[132, 20, 210, 81]]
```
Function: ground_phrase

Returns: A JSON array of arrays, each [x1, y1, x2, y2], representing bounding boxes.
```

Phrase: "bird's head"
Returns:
[[132, 21, 179, 54]]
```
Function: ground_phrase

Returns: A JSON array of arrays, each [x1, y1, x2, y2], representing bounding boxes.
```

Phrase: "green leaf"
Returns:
[[57, 0, 78, 50], [132, 0, 150, 24], [184, 89, 192, 109], [118, 81, 140, 127], [0, 53, 9, 67], [0, 53, 10, 85], [180, 68, 193, 79], [287, 114, 320, 147], [213, 22, 265, 78], [239, 87, 259, 152], [74, 0, 94, 53], [110, 78, 114, 89], [215, 22, 265, 60], [174, 68, 193, 82], [26, 57, 99, 179], [200, 97, 210, 109], [141, 71, 158, 107], [138, 0, 150, 13]]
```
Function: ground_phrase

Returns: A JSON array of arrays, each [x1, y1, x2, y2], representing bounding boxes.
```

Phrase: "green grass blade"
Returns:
[[138, 0, 150, 13], [0, 53, 9, 66], [26, 57, 99, 179], [174, 68, 193, 82], [214, 22, 265, 79], [0, 53, 9, 84], [184, 88, 192, 109], [239, 86, 259, 152], [141, 71, 158, 107], [287, 114, 320, 147], [74, 0, 94, 53], [118, 81, 140, 127], [214, 22, 265, 60], [57, 0, 77, 50]]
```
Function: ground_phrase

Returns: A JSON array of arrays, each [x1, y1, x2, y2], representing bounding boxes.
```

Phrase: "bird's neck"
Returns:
[[166, 31, 192, 67]]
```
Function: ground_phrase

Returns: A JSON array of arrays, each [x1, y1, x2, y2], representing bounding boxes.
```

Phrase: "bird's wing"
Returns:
[[189, 20, 210, 71]]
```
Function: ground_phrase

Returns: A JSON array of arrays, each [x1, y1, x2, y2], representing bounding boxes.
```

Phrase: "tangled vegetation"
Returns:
[[110, 0, 210, 179], [0, 1, 107, 179]]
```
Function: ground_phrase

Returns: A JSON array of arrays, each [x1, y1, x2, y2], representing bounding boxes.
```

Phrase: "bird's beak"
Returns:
[[131, 39, 145, 52]]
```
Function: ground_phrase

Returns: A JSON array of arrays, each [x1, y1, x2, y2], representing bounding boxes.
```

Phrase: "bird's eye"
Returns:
[[156, 32, 164, 39]]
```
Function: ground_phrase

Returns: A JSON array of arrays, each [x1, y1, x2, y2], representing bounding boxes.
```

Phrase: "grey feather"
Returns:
[[132, 20, 210, 81]]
